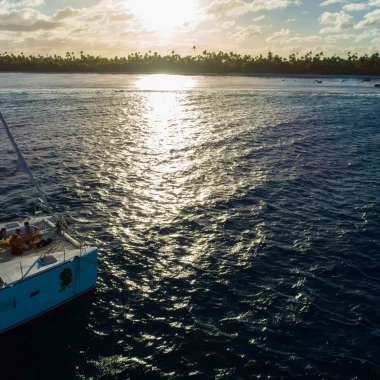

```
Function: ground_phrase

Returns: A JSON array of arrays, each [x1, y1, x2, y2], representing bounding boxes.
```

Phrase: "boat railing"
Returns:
[[34, 200, 87, 247], [0, 247, 87, 287]]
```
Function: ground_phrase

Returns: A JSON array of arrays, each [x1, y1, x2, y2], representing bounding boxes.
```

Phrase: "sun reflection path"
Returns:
[[135, 74, 197, 92], [127, 75, 200, 224]]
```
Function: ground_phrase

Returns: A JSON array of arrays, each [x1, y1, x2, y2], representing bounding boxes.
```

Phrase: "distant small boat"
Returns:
[[0, 112, 98, 334], [374, 84, 380, 88], [314, 80, 322, 84]]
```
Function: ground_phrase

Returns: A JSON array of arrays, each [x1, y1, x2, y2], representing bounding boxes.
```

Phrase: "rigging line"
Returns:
[[0, 112, 57, 221]]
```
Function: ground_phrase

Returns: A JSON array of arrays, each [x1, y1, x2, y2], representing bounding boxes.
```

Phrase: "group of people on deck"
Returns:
[[0, 221, 41, 256]]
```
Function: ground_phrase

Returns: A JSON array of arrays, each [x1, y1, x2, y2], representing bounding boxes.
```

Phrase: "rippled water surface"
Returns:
[[0, 74, 379, 379]]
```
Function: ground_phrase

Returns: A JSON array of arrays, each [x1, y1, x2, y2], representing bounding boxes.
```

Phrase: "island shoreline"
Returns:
[[1, 71, 380, 80]]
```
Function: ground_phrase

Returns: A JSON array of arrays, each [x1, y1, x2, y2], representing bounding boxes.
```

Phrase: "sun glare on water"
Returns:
[[129, 0, 198, 32]]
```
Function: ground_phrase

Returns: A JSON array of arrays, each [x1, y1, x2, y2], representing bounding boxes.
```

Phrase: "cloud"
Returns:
[[4, 0, 45, 8], [287, 35, 323, 43], [325, 32, 356, 42], [320, 0, 346, 6], [108, 12, 135, 23], [0, 1, 9, 13], [319, 8, 380, 33], [202, 0, 247, 18], [0, 0, 377, 59], [202, 0, 301, 18], [231, 24, 261, 41], [343, 3, 368, 11], [52, 6, 82, 21], [354, 27, 380, 41], [0, 0, 44, 13], [319, 11, 355, 33], [356, 9, 380, 28], [70, 25, 90, 35], [119, 28, 157, 37], [194, 28, 222, 37], [0, 8, 60, 32], [266, 28, 290, 41], [18, 0, 44, 6], [252, 15, 265, 21], [250, 0, 302, 12], [343, 0, 380, 11], [221, 20, 236, 28], [0, 18, 59, 32], [86, 14, 104, 23]]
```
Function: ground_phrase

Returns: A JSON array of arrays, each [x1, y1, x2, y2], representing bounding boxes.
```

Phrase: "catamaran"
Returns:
[[0, 112, 98, 334]]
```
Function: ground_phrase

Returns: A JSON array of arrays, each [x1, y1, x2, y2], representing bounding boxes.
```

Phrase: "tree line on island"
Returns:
[[0, 50, 379, 75]]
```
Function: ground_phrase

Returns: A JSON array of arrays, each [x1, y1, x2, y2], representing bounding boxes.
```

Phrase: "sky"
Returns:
[[0, 0, 379, 58]]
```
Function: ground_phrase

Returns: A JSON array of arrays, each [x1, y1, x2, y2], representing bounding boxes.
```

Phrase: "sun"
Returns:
[[129, 0, 198, 32]]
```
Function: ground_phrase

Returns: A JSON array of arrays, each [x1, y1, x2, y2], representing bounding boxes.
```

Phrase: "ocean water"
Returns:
[[0, 73, 379, 379]]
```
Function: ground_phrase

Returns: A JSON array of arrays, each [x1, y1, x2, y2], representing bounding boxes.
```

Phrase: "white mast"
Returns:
[[0, 111, 56, 219]]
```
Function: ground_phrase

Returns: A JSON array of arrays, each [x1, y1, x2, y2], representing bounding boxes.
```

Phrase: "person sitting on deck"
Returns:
[[22, 222, 53, 250], [0, 227, 9, 248], [0, 228, 7, 241], [22, 221, 40, 236], [10, 228, 26, 256], [21, 221, 41, 249]]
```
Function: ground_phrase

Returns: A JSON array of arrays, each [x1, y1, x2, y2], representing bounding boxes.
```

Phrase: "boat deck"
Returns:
[[0, 217, 87, 285], [0, 218, 74, 263]]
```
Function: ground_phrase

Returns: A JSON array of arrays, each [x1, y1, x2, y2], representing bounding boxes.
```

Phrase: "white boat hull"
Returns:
[[0, 248, 97, 334]]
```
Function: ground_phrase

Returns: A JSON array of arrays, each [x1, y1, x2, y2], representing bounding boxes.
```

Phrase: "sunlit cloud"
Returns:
[[86, 14, 104, 23], [0, 0, 378, 59], [0, 8, 61, 32], [52, 6, 83, 21], [19, 0, 44, 6], [325, 32, 356, 42], [202, 0, 301, 19], [108, 12, 135, 23], [320, 0, 346, 6], [70, 25, 89, 35], [249, 0, 302, 12], [343, 3, 368, 11], [195, 27, 222, 37], [342, 0, 380, 11], [355, 9, 380, 28], [252, 15, 265, 21], [221, 20, 236, 28], [354, 27, 380, 40], [129, 0, 198, 31], [266, 28, 290, 41], [287, 35, 323, 43], [6, 0, 45, 8], [231, 24, 261, 41], [119, 28, 157, 37], [202, 0, 247, 19], [319, 11, 355, 33]]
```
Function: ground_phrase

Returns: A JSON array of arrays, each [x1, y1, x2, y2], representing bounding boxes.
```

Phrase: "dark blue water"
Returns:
[[0, 74, 379, 379]]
